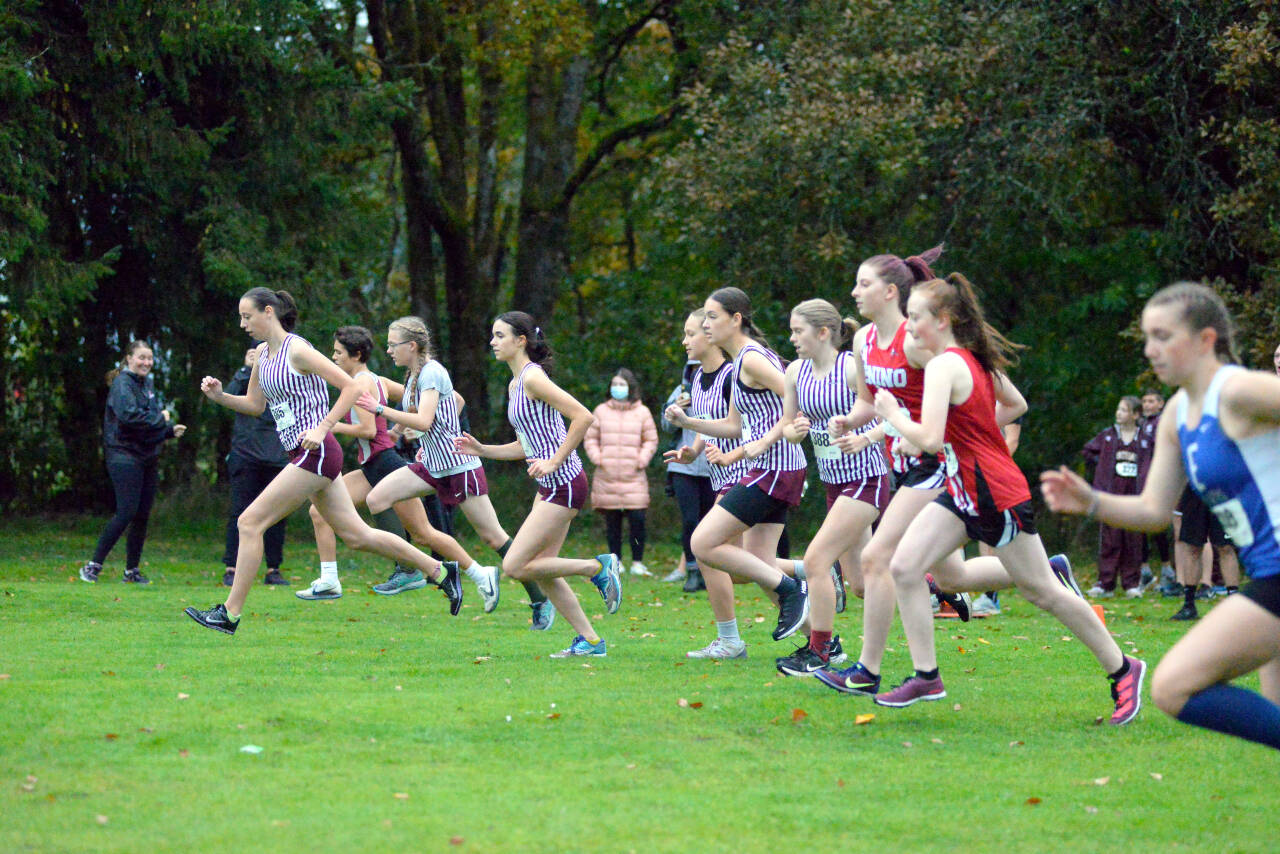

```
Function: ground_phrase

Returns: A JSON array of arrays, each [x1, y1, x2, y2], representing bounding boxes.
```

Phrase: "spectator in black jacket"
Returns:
[[222, 342, 291, 586], [79, 341, 185, 584]]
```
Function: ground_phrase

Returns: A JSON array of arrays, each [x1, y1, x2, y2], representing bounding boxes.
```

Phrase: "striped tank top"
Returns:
[[409, 360, 481, 477], [344, 370, 395, 465], [796, 351, 887, 484], [256, 334, 331, 452], [690, 361, 749, 492], [732, 343, 806, 472], [507, 361, 584, 489]]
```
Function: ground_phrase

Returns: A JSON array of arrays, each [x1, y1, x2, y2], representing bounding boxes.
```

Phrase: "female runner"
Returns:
[[1044, 282, 1280, 748], [775, 299, 889, 676], [664, 288, 810, 657], [454, 311, 622, 657], [874, 274, 1142, 724], [185, 289, 462, 634], [302, 325, 499, 608]]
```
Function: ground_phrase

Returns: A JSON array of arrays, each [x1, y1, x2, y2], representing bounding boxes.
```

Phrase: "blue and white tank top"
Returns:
[[408, 360, 481, 477], [507, 362, 585, 489], [690, 361, 749, 492], [1176, 365, 1280, 579], [256, 334, 330, 452], [731, 343, 806, 472], [795, 351, 887, 485]]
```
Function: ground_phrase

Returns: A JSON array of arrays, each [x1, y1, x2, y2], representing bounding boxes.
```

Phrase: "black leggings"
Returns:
[[93, 453, 159, 568], [671, 473, 715, 564], [604, 509, 647, 562], [223, 454, 288, 569]]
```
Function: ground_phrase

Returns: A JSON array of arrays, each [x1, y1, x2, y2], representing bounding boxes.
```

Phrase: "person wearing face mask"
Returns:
[[79, 340, 186, 584], [584, 368, 659, 577]]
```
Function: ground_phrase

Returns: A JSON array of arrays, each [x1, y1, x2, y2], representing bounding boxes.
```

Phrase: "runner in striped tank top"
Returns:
[[365, 317, 539, 620], [454, 311, 623, 658], [775, 300, 890, 677], [187, 288, 464, 636], [300, 326, 499, 610], [664, 287, 811, 659], [873, 274, 1141, 724]]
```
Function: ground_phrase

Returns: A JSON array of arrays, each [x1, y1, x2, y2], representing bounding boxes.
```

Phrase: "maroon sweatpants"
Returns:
[[1098, 523, 1144, 591]]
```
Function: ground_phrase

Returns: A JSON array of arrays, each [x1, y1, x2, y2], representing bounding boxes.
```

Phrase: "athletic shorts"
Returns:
[[361, 447, 408, 488], [825, 474, 891, 513], [409, 462, 488, 506], [716, 482, 736, 498], [719, 481, 789, 526], [289, 433, 343, 481], [934, 492, 1037, 548], [893, 454, 945, 491], [740, 468, 806, 506], [537, 470, 588, 511], [1177, 487, 1228, 547], [1241, 575, 1280, 620]]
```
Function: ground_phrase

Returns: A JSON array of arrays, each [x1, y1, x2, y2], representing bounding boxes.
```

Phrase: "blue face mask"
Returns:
[[610, 384, 629, 401]]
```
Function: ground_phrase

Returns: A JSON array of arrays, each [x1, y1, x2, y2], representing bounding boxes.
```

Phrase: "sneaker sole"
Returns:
[[813, 672, 877, 695], [874, 689, 947, 708], [372, 579, 427, 596], [183, 607, 236, 635], [686, 650, 748, 660], [296, 590, 342, 600], [773, 590, 810, 641]]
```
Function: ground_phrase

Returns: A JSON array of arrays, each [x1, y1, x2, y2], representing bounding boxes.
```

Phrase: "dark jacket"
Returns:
[[103, 371, 174, 461], [226, 366, 290, 467]]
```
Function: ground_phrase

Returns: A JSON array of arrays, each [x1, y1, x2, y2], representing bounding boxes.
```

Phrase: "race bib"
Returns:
[[810, 427, 841, 460], [1115, 461, 1138, 478], [1212, 498, 1254, 548], [515, 430, 536, 459], [740, 413, 752, 442], [269, 400, 296, 430], [941, 442, 960, 477]]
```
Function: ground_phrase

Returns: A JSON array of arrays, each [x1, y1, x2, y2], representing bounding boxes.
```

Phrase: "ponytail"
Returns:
[[914, 273, 1025, 375], [242, 287, 299, 332], [497, 310, 555, 373], [791, 298, 860, 352], [863, 243, 945, 314]]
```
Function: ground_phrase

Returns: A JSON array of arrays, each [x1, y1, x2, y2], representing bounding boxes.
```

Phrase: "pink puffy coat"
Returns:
[[584, 399, 658, 510]]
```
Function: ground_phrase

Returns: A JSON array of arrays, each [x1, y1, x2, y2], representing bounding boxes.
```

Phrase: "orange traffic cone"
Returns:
[[1092, 603, 1106, 627]]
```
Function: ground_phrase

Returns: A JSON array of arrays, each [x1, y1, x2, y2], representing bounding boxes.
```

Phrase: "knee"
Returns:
[[366, 492, 389, 515], [308, 504, 324, 526], [887, 554, 918, 586], [237, 511, 266, 538], [501, 555, 529, 581], [1150, 661, 1189, 717], [847, 577, 866, 599], [690, 530, 716, 564], [861, 542, 892, 577]]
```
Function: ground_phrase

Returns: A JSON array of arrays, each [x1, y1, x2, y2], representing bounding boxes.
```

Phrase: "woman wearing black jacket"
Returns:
[[79, 341, 185, 584]]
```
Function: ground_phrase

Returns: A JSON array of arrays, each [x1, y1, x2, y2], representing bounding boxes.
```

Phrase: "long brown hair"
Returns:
[[708, 287, 772, 352], [913, 273, 1025, 375]]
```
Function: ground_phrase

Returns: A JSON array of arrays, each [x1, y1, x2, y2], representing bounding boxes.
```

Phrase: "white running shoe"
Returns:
[[1124, 586, 1143, 599], [971, 593, 1001, 617], [630, 561, 653, 577], [661, 567, 687, 583], [475, 565, 500, 613], [686, 638, 747, 660], [296, 579, 342, 600]]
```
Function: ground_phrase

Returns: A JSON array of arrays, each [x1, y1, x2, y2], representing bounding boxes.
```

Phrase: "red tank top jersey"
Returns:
[[863, 320, 929, 474], [940, 347, 1031, 514]]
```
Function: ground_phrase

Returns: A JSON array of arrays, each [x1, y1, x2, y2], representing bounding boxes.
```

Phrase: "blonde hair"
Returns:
[[390, 316, 433, 408], [791, 299, 859, 352]]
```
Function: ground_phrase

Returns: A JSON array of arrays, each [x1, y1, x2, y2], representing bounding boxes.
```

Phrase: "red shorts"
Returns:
[[537, 470, 588, 511], [409, 463, 488, 507], [289, 433, 343, 481], [740, 468, 806, 507], [824, 474, 890, 512]]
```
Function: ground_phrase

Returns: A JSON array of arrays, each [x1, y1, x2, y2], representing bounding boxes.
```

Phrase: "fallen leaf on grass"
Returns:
[[1009, 740, 1024, 747], [902, 741, 913, 748], [395, 685, 402, 691], [176, 693, 189, 700], [393, 792, 409, 800], [179, 749, 189, 757], [239, 745, 263, 754], [689, 702, 703, 709], [791, 708, 808, 724], [450, 837, 464, 846], [1150, 772, 1163, 781], [546, 713, 560, 719], [1084, 805, 1098, 814], [1093, 777, 1110, 786], [1026, 797, 1041, 806], [931, 738, 944, 744], [977, 638, 991, 645], [678, 697, 689, 707], [952, 704, 962, 711], [837, 779, 846, 787], [626, 763, 636, 770], [1093, 716, 1105, 725], [21, 782, 35, 792], [102, 671, 116, 677], [957, 647, 966, 654], [0, 674, 9, 680], [104, 733, 118, 741], [96, 815, 109, 826], [472, 656, 491, 664], [854, 714, 874, 725], [155, 663, 165, 671], [753, 616, 765, 623]]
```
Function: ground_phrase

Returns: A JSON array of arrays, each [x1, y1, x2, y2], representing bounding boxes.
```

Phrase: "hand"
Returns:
[[663, 446, 696, 465], [828, 414, 850, 438], [835, 432, 869, 454], [200, 376, 223, 400], [873, 388, 900, 421], [355, 391, 379, 413], [172, 424, 187, 439], [791, 410, 811, 441], [527, 458, 556, 479], [897, 437, 922, 458], [742, 438, 767, 460], [299, 425, 327, 450], [162, 409, 171, 422], [676, 392, 692, 409], [664, 403, 688, 427], [453, 432, 482, 457], [1039, 466, 1094, 515]]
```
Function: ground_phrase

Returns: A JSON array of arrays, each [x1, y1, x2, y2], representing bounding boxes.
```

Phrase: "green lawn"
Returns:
[[0, 512, 1272, 853]]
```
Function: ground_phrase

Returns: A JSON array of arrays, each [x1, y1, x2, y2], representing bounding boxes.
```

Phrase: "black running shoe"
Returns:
[[1171, 603, 1199, 621], [122, 568, 150, 584], [776, 641, 828, 677], [773, 580, 809, 641], [79, 562, 102, 583], [437, 561, 463, 616], [184, 603, 239, 635], [682, 568, 706, 593], [927, 574, 970, 622], [262, 568, 289, 586], [222, 569, 235, 587]]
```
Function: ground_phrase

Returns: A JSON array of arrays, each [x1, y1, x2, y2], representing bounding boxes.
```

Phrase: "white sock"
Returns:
[[792, 560, 806, 579], [716, 619, 741, 644], [465, 561, 484, 581], [320, 561, 339, 585]]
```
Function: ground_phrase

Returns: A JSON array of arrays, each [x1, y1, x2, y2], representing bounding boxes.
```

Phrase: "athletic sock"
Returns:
[[809, 629, 831, 661], [716, 619, 741, 644], [1184, 585, 1197, 607], [497, 537, 513, 558], [792, 560, 806, 579], [464, 560, 484, 582], [585, 634, 602, 645], [1177, 684, 1280, 751], [319, 561, 338, 585], [226, 608, 241, 622], [372, 507, 406, 540], [523, 581, 547, 604], [775, 575, 799, 595], [915, 667, 940, 681], [1108, 658, 1131, 682]]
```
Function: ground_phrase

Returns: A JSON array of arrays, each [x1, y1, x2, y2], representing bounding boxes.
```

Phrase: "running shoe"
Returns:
[[686, 638, 747, 660], [1139, 565, 1156, 592], [682, 568, 705, 593], [184, 603, 239, 635], [591, 553, 623, 614], [773, 580, 810, 641], [775, 635, 845, 676], [296, 580, 342, 600], [630, 561, 653, 577], [475, 565, 500, 613], [1124, 587, 1143, 599], [971, 592, 1001, 617], [1086, 585, 1114, 599], [530, 599, 556, 631], [1170, 603, 1198, 621], [373, 567, 427, 596], [927, 574, 970, 622], [828, 634, 848, 666], [1211, 585, 1229, 597], [874, 674, 947, 707], [1158, 580, 1183, 598], [122, 568, 150, 584], [815, 661, 880, 696], [663, 565, 690, 583], [436, 561, 463, 615], [1050, 554, 1085, 598], [262, 568, 289, 586], [222, 569, 235, 587], [832, 563, 847, 614], [79, 562, 102, 583], [549, 635, 607, 658], [1194, 584, 1216, 601], [1109, 656, 1146, 726]]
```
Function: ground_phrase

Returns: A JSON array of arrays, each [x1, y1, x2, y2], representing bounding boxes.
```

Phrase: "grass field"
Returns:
[[1, 508, 1273, 853]]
